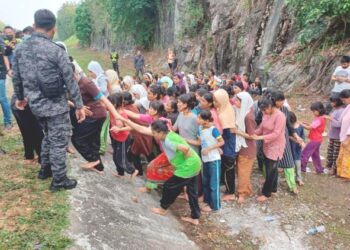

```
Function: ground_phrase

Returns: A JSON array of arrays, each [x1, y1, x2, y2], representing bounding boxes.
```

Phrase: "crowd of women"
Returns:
[[10, 45, 350, 225]]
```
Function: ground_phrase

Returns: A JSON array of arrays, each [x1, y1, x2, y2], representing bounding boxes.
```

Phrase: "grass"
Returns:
[[0, 127, 71, 249]]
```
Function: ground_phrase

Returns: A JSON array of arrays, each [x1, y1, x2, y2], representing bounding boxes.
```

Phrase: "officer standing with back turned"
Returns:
[[12, 9, 85, 191]]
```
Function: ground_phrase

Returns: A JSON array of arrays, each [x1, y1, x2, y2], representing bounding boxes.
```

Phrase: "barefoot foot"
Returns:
[[222, 194, 236, 201], [201, 205, 212, 213], [81, 160, 100, 170], [139, 187, 151, 193], [237, 196, 246, 204], [151, 207, 167, 216], [130, 170, 139, 180], [257, 195, 268, 202], [112, 172, 124, 178], [181, 216, 199, 225]]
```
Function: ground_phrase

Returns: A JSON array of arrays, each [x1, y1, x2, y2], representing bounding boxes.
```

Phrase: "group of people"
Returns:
[[1, 9, 350, 226]]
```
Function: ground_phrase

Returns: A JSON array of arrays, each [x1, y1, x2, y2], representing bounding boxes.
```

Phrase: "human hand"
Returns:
[[324, 115, 332, 121], [15, 99, 28, 110], [184, 149, 192, 159], [110, 126, 121, 133], [76, 108, 86, 123], [201, 148, 210, 156], [251, 134, 263, 140], [7, 69, 13, 78], [83, 106, 93, 117]]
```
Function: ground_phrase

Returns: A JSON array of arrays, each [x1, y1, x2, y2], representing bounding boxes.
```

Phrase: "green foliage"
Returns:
[[74, 1, 92, 47], [287, 0, 350, 45], [0, 20, 5, 31], [179, 0, 205, 38], [57, 2, 77, 41], [105, 0, 158, 49]]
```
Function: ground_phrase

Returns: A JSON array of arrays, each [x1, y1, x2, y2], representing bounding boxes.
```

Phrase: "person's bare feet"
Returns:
[[291, 188, 299, 195], [237, 196, 246, 204], [297, 180, 304, 186], [112, 172, 124, 178], [81, 160, 100, 169], [181, 216, 199, 225], [271, 192, 278, 197], [91, 168, 104, 176], [178, 193, 189, 201], [130, 170, 139, 180], [222, 194, 236, 201], [257, 195, 268, 202], [139, 187, 151, 193], [151, 207, 167, 216], [198, 195, 204, 202], [201, 205, 212, 212]]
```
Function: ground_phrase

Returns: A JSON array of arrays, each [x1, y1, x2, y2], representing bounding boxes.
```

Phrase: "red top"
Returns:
[[308, 116, 326, 142], [110, 111, 129, 142]]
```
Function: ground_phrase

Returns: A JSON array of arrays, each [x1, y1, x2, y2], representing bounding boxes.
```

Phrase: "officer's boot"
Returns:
[[50, 176, 77, 192], [38, 165, 52, 180]]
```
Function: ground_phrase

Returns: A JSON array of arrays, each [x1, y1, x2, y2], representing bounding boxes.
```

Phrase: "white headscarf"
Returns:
[[235, 92, 254, 152], [88, 61, 108, 96], [131, 84, 147, 100]]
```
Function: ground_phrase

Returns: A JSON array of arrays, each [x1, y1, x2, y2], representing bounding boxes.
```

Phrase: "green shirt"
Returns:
[[161, 132, 201, 178]]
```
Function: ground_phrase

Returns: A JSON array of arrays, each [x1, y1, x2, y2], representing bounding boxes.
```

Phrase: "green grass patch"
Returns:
[[0, 131, 71, 250]]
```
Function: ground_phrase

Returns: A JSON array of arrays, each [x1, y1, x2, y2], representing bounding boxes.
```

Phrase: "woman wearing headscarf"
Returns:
[[213, 89, 237, 201], [233, 92, 256, 203], [88, 61, 109, 97], [105, 69, 122, 95]]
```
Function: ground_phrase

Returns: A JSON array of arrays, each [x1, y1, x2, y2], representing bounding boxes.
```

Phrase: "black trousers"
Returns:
[[112, 62, 120, 76], [128, 151, 155, 176], [222, 155, 236, 194], [160, 175, 201, 219], [12, 107, 43, 162], [71, 117, 105, 171], [262, 156, 279, 197], [111, 138, 135, 175]]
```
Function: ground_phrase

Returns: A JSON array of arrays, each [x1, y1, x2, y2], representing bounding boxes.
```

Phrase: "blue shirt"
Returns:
[[290, 124, 304, 160]]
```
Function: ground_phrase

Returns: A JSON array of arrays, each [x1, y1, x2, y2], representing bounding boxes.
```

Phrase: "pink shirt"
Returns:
[[340, 104, 350, 142], [309, 116, 326, 142], [139, 114, 154, 125], [255, 109, 286, 161], [211, 108, 223, 134]]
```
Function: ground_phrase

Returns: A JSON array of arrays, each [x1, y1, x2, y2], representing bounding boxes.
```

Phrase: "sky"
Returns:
[[0, 0, 80, 30]]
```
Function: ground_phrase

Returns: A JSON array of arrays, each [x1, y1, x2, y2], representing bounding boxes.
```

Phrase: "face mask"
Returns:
[[6, 35, 13, 41], [23, 34, 31, 41]]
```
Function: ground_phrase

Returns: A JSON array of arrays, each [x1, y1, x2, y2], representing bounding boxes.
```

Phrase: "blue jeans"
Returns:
[[0, 79, 12, 126], [203, 160, 221, 211]]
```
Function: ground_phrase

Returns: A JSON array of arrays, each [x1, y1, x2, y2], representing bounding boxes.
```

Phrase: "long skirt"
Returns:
[[145, 152, 174, 188], [336, 142, 350, 179]]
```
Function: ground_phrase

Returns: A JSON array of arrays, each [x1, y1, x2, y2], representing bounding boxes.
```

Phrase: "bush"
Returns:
[[179, 0, 205, 38], [74, 1, 92, 47]]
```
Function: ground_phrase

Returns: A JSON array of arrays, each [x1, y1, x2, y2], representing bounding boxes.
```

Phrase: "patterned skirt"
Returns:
[[278, 130, 295, 169], [336, 142, 350, 179]]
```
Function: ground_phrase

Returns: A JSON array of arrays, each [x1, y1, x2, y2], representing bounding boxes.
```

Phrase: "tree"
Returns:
[[57, 2, 77, 41], [74, 1, 92, 47]]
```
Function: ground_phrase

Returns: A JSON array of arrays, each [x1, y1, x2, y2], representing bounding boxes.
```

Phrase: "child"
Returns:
[[193, 110, 224, 212], [108, 93, 138, 178], [165, 100, 179, 126], [289, 112, 305, 185], [326, 96, 345, 175], [301, 102, 326, 174]]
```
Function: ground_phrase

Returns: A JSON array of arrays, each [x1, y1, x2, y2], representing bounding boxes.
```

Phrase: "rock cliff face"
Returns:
[[156, 0, 342, 92]]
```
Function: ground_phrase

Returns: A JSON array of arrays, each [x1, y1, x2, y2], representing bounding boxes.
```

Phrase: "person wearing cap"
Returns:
[[12, 9, 85, 191]]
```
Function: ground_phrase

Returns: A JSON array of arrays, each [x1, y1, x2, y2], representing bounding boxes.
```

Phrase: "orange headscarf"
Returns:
[[213, 89, 236, 129]]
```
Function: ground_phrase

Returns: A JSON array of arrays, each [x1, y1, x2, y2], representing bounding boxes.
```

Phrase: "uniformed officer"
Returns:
[[12, 9, 86, 191]]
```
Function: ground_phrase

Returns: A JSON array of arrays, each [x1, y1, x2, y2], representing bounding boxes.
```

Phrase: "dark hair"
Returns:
[[3, 26, 13, 31], [34, 9, 56, 31], [23, 26, 34, 34], [340, 89, 350, 99], [222, 85, 233, 97], [179, 93, 196, 110], [258, 98, 274, 111], [310, 102, 325, 116], [15, 31, 23, 38], [151, 120, 169, 133], [329, 96, 344, 108], [202, 92, 214, 108], [340, 56, 350, 64], [195, 88, 208, 97], [108, 93, 124, 109], [159, 86, 167, 98], [166, 86, 179, 98], [149, 85, 161, 100], [189, 84, 199, 92], [289, 112, 297, 124], [271, 90, 285, 102], [233, 81, 244, 91], [123, 91, 134, 105], [243, 73, 249, 77], [168, 100, 178, 113], [209, 69, 216, 76], [199, 110, 213, 122], [149, 101, 166, 117]]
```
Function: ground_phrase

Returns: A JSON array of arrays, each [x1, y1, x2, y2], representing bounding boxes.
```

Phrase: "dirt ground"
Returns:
[[171, 93, 350, 250]]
